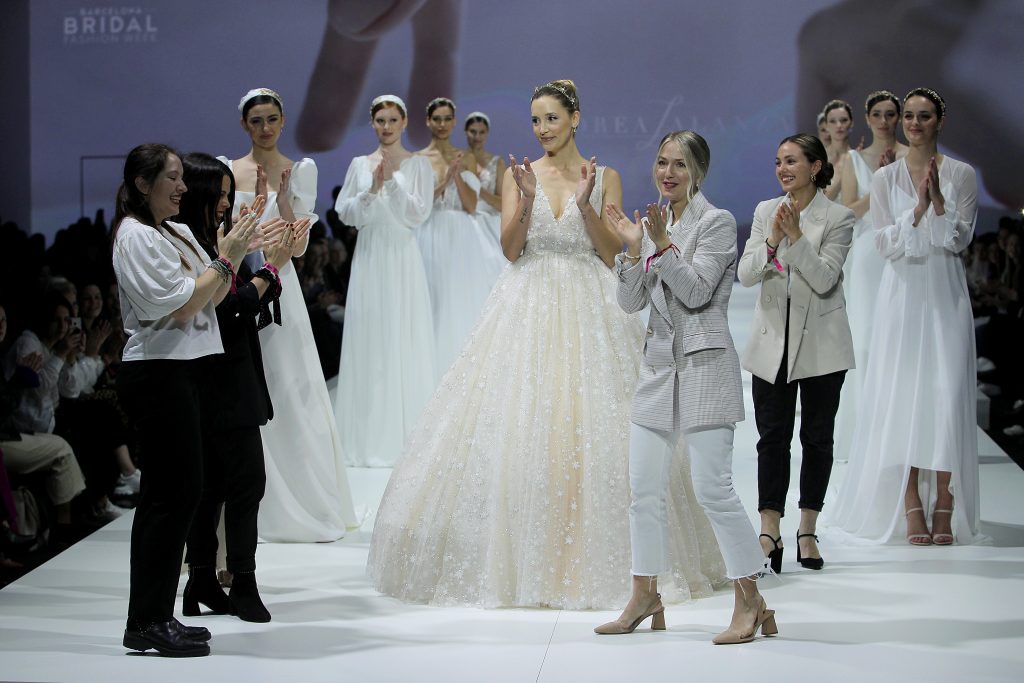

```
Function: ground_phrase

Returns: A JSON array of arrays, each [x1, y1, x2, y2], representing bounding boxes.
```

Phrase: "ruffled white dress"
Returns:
[[367, 168, 726, 608], [218, 156, 357, 541], [333, 155, 436, 467], [474, 155, 502, 246], [827, 156, 983, 545], [833, 150, 885, 463], [415, 168, 504, 380]]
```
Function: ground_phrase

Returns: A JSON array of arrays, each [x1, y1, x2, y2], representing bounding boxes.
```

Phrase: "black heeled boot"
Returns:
[[183, 565, 230, 616], [229, 570, 271, 623]]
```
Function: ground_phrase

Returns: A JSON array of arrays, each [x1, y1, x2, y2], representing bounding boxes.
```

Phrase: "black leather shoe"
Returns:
[[172, 618, 211, 642], [759, 534, 784, 574], [123, 620, 210, 657]]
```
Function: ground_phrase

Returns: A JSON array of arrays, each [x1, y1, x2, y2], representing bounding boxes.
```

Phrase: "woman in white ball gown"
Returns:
[[220, 87, 356, 541], [367, 80, 724, 609], [333, 95, 435, 467]]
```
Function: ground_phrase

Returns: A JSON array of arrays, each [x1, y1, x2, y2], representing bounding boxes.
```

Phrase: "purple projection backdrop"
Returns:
[[28, 0, 1022, 241]]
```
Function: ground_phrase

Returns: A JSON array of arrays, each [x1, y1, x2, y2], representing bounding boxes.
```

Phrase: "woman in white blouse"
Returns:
[[112, 144, 257, 657], [829, 88, 982, 546], [333, 95, 435, 467]]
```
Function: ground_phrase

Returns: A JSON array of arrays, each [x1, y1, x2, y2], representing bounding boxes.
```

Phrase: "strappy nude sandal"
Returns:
[[931, 509, 954, 545], [905, 507, 932, 546]]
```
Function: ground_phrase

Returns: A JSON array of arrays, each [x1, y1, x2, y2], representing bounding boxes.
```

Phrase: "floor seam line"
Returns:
[[535, 609, 561, 682]]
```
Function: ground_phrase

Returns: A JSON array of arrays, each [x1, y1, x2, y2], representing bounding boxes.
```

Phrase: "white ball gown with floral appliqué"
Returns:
[[368, 167, 726, 608]]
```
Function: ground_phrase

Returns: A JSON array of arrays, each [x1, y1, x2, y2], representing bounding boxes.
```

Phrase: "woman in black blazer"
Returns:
[[178, 153, 296, 623]]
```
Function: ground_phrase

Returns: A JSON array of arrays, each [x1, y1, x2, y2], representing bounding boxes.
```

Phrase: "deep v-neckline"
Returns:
[[536, 179, 575, 222]]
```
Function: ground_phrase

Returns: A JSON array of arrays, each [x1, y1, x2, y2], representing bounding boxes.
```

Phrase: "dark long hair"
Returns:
[[112, 143, 177, 236], [111, 143, 202, 269], [179, 153, 234, 257]]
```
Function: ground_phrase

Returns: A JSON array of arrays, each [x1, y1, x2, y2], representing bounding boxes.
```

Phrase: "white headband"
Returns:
[[465, 111, 490, 127], [238, 88, 283, 114], [370, 94, 407, 116]]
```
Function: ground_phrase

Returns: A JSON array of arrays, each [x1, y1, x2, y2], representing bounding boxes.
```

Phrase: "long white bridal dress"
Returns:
[[415, 169, 504, 380], [474, 155, 502, 247], [218, 156, 357, 541], [333, 155, 436, 467], [833, 150, 884, 463], [828, 156, 983, 545], [368, 168, 726, 608]]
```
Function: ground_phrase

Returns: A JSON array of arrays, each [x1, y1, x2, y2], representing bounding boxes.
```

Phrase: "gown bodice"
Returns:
[[476, 156, 501, 216], [523, 167, 605, 257]]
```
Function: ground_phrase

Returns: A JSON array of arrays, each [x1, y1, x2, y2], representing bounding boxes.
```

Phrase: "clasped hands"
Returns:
[[914, 156, 945, 224], [767, 196, 803, 249]]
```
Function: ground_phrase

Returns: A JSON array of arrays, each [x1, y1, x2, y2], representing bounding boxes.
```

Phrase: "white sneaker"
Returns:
[[113, 469, 142, 496], [1003, 424, 1024, 437], [977, 357, 996, 373], [94, 500, 124, 523]]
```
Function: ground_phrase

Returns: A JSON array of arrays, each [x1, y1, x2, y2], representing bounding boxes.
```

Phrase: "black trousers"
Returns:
[[117, 359, 204, 628], [185, 424, 266, 573], [753, 330, 846, 516]]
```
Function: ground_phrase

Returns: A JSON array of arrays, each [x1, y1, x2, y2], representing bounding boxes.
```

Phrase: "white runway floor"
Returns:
[[2, 285, 1023, 682]]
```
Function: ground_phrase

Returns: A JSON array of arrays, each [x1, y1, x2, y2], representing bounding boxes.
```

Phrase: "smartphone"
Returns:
[[69, 317, 82, 332]]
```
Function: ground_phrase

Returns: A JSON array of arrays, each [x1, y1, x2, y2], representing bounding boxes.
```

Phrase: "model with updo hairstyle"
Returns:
[[832, 90, 909, 465], [220, 88, 357, 542], [830, 87, 983, 547], [415, 96, 504, 380], [369, 81, 725, 611], [112, 143, 261, 656], [465, 111, 506, 245], [738, 132, 855, 574], [600, 130, 774, 643], [821, 99, 854, 200], [332, 95, 436, 467]]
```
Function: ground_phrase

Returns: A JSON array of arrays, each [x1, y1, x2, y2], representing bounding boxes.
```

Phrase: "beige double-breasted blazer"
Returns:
[[737, 190, 855, 383]]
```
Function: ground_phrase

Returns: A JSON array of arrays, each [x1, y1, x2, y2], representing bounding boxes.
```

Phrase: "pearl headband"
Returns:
[[238, 88, 283, 114], [904, 87, 946, 117], [465, 111, 490, 127], [371, 94, 407, 117]]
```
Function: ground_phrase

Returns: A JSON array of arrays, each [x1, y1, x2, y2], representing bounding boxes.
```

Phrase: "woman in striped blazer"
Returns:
[[596, 131, 775, 645]]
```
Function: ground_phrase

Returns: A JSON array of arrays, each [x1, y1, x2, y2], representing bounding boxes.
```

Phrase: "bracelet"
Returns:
[[215, 255, 235, 274], [261, 262, 280, 278], [622, 251, 641, 261], [645, 243, 679, 272], [208, 259, 232, 284]]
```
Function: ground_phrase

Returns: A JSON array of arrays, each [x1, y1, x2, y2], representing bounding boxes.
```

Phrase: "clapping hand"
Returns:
[[644, 203, 671, 250], [508, 154, 536, 199], [443, 152, 463, 187], [879, 147, 896, 167], [276, 167, 292, 208], [219, 197, 263, 265], [255, 164, 268, 202], [17, 351, 43, 374], [84, 319, 112, 357], [926, 156, 944, 212], [605, 203, 643, 255], [263, 222, 296, 270], [575, 157, 597, 210]]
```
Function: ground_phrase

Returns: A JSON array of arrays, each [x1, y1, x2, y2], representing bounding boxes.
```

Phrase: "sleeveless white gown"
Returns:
[[833, 150, 885, 463], [415, 168, 505, 381], [367, 168, 726, 608], [475, 155, 503, 246], [333, 155, 436, 467], [218, 156, 357, 541]]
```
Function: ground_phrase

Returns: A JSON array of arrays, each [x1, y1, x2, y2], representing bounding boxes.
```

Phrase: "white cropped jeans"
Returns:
[[628, 422, 765, 579]]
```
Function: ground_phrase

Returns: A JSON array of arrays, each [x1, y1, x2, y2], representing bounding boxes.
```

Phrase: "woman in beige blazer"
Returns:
[[596, 131, 776, 645], [738, 134, 855, 573]]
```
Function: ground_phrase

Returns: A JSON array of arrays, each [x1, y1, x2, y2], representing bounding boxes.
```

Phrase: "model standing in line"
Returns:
[[220, 87, 357, 542], [832, 90, 908, 464], [465, 111, 506, 247], [828, 88, 981, 546], [821, 99, 854, 200], [415, 97, 504, 380], [333, 95, 436, 467]]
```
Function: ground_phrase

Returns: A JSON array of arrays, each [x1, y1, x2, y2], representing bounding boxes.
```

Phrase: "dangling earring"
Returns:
[[810, 172, 817, 183], [572, 126, 577, 136]]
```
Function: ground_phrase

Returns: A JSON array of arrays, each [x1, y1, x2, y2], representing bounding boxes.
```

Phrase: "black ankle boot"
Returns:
[[229, 571, 271, 623], [183, 565, 230, 616]]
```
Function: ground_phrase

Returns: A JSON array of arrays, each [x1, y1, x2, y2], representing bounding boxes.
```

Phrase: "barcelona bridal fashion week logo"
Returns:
[[62, 6, 158, 45]]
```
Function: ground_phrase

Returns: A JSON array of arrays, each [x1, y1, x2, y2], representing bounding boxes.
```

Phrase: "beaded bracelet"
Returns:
[[208, 258, 232, 284], [215, 255, 235, 274]]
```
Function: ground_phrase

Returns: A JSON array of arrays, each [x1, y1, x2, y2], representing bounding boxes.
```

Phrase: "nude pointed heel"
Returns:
[[594, 594, 666, 635]]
